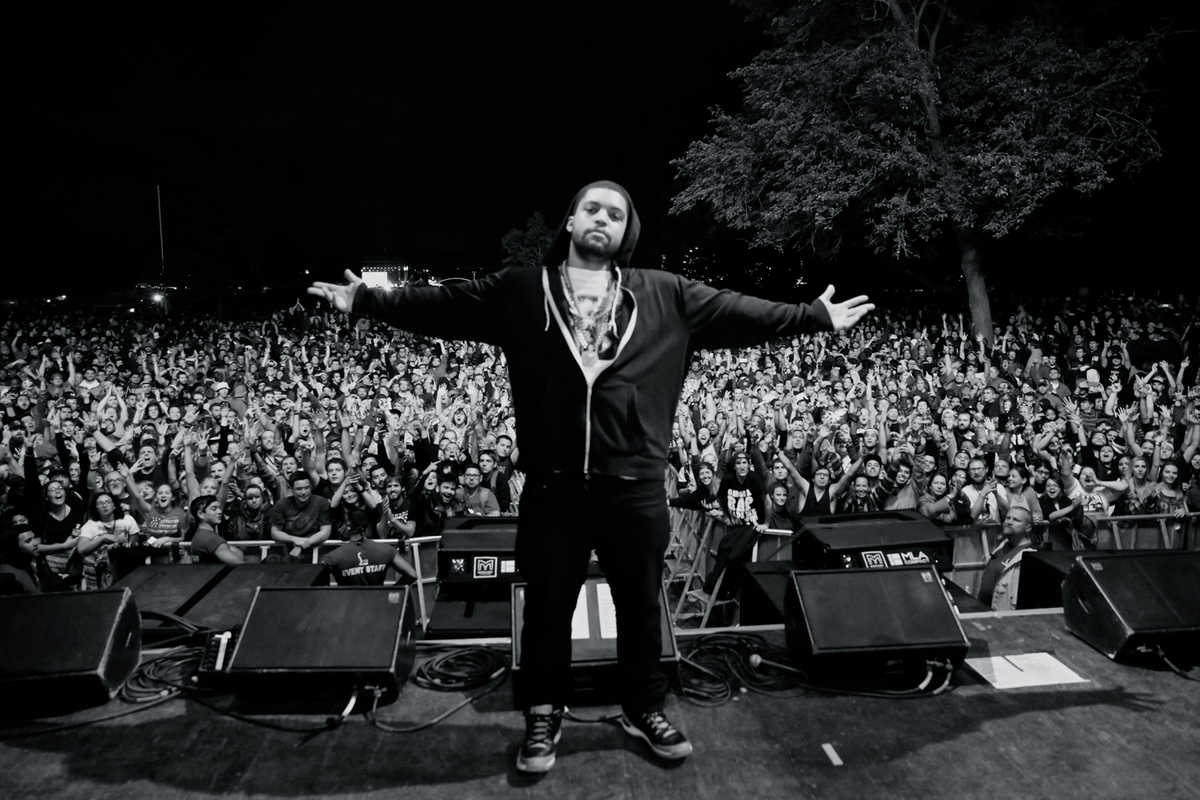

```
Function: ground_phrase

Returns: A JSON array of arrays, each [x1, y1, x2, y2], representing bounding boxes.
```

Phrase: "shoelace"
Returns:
[[643, 712, 676, 737], [527, 714, 558, 744]]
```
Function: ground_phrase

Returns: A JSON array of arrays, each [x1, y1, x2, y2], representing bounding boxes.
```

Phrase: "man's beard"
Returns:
[[572, 227, 619, 261]]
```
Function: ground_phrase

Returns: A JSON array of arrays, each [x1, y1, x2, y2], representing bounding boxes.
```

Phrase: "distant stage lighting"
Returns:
[[362, 270, 389, 289]]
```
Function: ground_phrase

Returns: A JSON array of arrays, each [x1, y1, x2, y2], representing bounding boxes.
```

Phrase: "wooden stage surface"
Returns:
[[2, 609, 1198, 800]]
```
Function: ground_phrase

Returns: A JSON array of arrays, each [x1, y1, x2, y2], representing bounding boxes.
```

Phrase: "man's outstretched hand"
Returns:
[[817, 285, 874, 332], [307, 269, 364, 313]]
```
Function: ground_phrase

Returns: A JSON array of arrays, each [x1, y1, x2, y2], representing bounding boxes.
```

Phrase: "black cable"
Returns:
[[679, 653, 735, 706], [369, 675, 507, 732], [801, 662, 956, 699], [411, 646, 509, 691], [127, 644, 345, 735], [678, 632, 959, 704], [1156, 646, 1200, 682], [0, 647, 203, 740], [136, 610, 216, 650], [677, 632, 806, 707], [120, 647, 203, 703], [0, 694, 176, 740], [139, 609, 206, 633], [368, 646, 509, 734], [183, 692, 346, 734]]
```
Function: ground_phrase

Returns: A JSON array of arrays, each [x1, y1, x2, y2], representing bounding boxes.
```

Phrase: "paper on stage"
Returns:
[[965, 653, 1089, 689], [571, 586, 590, 639], [569, 583, 620, 640]]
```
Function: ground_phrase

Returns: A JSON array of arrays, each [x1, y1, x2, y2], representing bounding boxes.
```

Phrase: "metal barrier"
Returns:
[[942, 512, 1199, 599], [664, 510, 792, 627], [669, 508, 1198, 617], [147, 510, 1196, 635]]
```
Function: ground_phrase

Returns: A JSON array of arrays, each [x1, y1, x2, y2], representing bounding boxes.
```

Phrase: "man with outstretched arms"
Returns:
[[310, 180, 872, 772]]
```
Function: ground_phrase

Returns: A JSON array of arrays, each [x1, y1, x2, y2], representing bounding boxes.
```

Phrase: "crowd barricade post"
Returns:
[[667, 516, 731, 626], [665, 506, 706, 584], [943, 523, 1004, 598], [403, 535, 442, 631], [752, 528, 793, 563]]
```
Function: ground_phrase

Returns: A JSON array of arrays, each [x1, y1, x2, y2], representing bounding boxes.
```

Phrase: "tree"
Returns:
[[500, 211, 556, 268], [672, 0, 1162, 343]]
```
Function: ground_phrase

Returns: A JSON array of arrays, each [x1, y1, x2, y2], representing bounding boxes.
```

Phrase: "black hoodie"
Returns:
[[351, 182, 834, 480]]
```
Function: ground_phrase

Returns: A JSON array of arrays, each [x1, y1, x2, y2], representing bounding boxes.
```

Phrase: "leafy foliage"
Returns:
[[672, 1, 1162, 262], [500, 211, 555, 268]]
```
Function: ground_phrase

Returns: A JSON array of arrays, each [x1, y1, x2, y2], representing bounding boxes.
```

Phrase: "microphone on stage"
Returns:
[[749, 653, 804, 675]]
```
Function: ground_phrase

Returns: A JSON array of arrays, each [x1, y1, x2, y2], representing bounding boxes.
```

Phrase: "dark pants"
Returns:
[[516, 473, 670, 718], [703, 524, 760, 597]]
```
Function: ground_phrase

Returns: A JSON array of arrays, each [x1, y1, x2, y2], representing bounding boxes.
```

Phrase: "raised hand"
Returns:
[[307, 270, 365, 314], [817, 285, 874, 332]]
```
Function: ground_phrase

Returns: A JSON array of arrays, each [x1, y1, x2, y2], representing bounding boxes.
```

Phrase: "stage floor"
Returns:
[[2, 610, 1198, 800]]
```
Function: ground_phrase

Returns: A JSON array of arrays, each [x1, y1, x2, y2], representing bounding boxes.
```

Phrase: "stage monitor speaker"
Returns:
[[222, 586, 417, 709], [739, 561, 795, 626], [794, 511, 953, 572], [1062, 551, 1200, 662], [784, 566, 969, 676], [1017, 550, 1122, 610], [0, 589, 141, 712], [510, 577, 679, 707], [114, 563, 329, 643], [438, 523, 520, 588], [424, 598, 514, 640]]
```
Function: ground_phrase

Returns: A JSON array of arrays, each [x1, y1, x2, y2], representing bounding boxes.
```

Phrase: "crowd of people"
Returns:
[[1, 290, 1197, 604]]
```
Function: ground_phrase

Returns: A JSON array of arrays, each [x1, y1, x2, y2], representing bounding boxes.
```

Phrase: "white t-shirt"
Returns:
[[80, 515, 141, 546]]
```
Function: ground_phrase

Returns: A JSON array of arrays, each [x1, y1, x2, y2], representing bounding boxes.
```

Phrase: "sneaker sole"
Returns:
[[619, 716, 694, 760], [516, 729, 562, 773]]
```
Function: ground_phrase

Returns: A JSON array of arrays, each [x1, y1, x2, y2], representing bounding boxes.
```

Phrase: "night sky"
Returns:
[[9, 1, 1197, 302]]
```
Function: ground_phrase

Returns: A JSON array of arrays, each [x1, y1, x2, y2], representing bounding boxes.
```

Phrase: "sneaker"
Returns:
[[620, 710, 693, 760], [516, 708, 562, 773]]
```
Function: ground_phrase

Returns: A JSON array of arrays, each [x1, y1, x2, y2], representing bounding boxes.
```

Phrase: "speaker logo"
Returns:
[[862, 551, 886, 569], [473, 556, 498, 579]]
